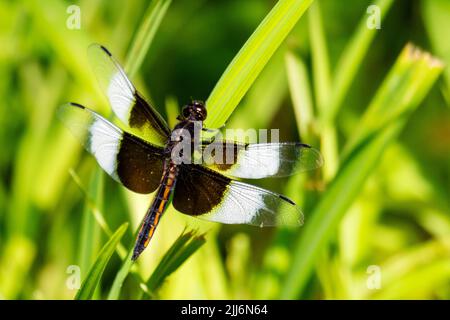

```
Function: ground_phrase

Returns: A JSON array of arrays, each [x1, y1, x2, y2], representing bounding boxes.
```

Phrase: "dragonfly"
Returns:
[[58, 44, 323, 260]]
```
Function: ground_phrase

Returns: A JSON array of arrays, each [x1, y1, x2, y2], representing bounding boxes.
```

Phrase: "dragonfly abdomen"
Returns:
[[132, 161, 178, 261]]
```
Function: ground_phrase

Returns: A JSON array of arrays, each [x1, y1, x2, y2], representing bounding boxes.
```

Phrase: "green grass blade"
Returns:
[[422, 0, 450, 103], [107, 249, 136, 300], [75, 223, 129, 300], [280, 44, 444, 298], [375, 260, 450, 299], [307, 1, 337, 179], [342, 44, 445, 159], [69, 169, 128, 258], [317, 0, 394, 179], [370, 237, 450, 299], [285, 50, 315, 141], [142, 230, 206, 297], [227, 51, 288, 131], [328, 0, 394, 121], [205, 0, 314, 128], [109, 229, 205, 300], [77, 169, 103, 274], [124, 0, 172, 78], [308, 1, 331, 117], [70, 170, 148, 299]]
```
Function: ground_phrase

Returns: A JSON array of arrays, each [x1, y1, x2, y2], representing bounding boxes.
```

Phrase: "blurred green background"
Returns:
[[0, 0, 449, 299]]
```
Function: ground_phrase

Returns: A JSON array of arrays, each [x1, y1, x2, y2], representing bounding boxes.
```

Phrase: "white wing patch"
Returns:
[[208, 182, 266, 224], [88, 118, 121, 179], [231, 145, 280, 179], [107, 71, 134, 122], [203, 181, 303, 227], [204, 142, 323, 179]]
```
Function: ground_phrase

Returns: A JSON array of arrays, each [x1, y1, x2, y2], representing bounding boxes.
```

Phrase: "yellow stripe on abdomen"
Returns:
[[140, 168, 177, 246], [143, 210, 161, 248]]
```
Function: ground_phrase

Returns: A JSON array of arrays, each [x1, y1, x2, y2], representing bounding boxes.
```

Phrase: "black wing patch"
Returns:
[[173, 164, 303, 226], [58, 102, 164, 194]]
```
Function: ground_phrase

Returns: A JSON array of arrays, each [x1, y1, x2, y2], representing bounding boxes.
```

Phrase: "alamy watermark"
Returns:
[[366, 265, 382, 290], [66, 5, 81, 30], [366, 5, 381, 30], [66, 265, 81, 290], [169, 122, 279, 165]]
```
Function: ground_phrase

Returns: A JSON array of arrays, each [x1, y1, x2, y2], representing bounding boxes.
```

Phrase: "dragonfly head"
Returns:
[[182, 100, 207, 121]]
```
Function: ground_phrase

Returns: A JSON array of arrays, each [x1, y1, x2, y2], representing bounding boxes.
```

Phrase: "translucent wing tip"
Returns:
[[57, 102, 80, 120], [87, 42, 104, 52], [278, 194, 304, 227], [87, 43, 111, 56], [310, 146, 324, 168], [299, 144, 324, 171], [287, 205, 304, 227], [298, 210, 305, 226]]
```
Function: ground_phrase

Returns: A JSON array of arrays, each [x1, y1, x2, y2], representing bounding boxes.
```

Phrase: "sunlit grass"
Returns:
[[0, 0, 448, 300]]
